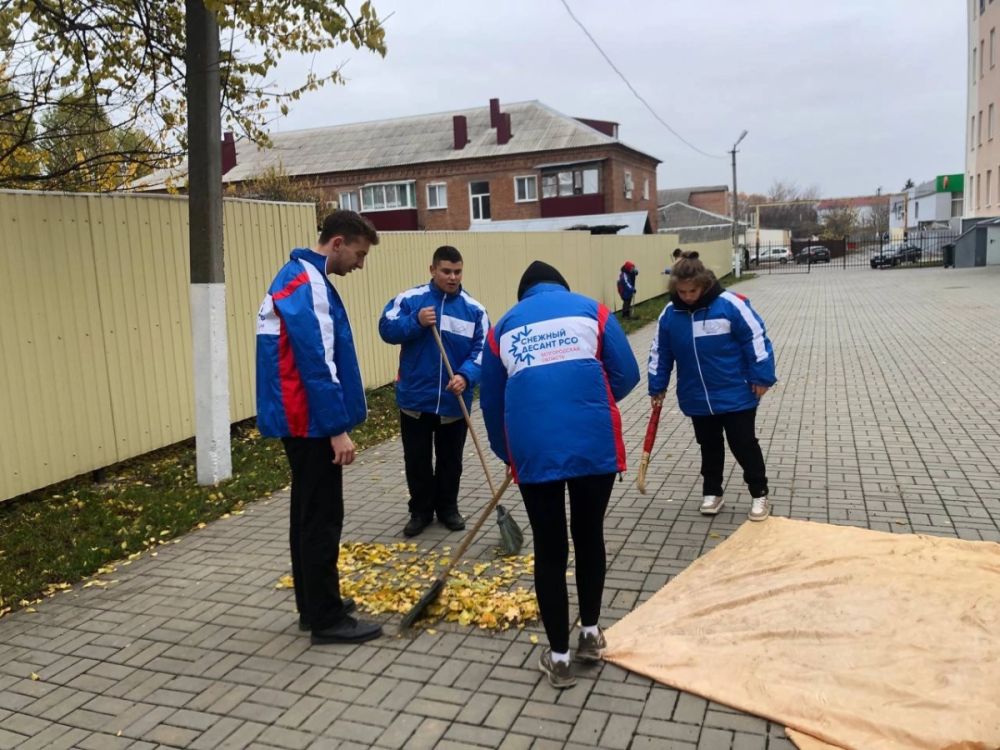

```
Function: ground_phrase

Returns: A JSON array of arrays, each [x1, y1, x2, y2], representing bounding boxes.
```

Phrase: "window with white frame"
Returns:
[[988, 170, 993, 206], [972, 115, 977, 149], [991, 104, 995, 140], [360, 181, 416, 212], [539, 165, 601, 199], [973, 47, 978, 85], [981, 40, 985, 77], [514, 175, 537, 202], [338, 191, 360, 212], [643, 178, 650, 201], [426, 182, 447, 210], [469, 180, 491, 221], [541, 174, 558, 199], [979, 110, 984, 146], [624, 170, 634, 199], [992, 28, 996, 67]]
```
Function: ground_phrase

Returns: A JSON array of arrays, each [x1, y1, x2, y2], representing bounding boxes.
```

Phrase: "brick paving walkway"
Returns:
[[2, 266, 999, 750]]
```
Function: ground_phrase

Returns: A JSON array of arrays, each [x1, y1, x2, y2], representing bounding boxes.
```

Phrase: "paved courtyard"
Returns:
[[1, 266, 999, 750]]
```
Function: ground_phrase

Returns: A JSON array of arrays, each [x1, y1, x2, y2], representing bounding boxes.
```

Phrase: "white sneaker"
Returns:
[[700, 495, 725, 515], [749, 496, 770, 521]]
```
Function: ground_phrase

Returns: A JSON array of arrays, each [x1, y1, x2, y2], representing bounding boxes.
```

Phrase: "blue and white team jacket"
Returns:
[[647, 283, 777, 417], [378, 282, 489, 418], [256, 249, 367, 438], [480, 283, 640, 484]]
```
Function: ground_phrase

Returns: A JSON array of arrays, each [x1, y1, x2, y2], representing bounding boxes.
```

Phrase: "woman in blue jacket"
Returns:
[[481, 261, 640, 689], [648, 251, 777, 521]]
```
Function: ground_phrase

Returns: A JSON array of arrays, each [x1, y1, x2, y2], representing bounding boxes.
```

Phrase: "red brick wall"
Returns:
[[604, 153, 659, 231], [294, 145, 659, 231], [690, 190, 730, 217]]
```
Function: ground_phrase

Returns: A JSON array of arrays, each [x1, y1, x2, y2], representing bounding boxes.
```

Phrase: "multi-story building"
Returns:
[[136, 99, 661, 232], [967, 0, 1000, 218], [889, 175, 964, 237]]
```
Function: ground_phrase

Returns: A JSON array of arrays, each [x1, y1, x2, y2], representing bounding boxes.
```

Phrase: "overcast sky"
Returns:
[[268, 1, 964, 198]]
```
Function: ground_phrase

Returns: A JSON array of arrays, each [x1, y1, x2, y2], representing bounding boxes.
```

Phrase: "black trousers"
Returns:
[[282, 437, 349, 631], [519, 473, 615, 653], [690, 407, 769, 498], [622, 297, 633, 318], [400, 412, 468, 520]]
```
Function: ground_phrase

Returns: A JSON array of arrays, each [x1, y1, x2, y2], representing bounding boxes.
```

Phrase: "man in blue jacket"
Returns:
[[379, 246, 489, 537], [256, 210, 383, 645]]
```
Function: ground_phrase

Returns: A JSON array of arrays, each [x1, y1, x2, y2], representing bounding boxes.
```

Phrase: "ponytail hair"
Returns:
[[668, 250, 717, 294]]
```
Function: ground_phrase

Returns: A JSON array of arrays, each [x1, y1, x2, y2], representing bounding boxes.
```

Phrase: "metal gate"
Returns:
[[747, 233, 958, 274]]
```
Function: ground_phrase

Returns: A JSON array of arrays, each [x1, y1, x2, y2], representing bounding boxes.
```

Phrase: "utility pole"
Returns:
[[186, 0, 231, 485], [731, 130, 748, 278]]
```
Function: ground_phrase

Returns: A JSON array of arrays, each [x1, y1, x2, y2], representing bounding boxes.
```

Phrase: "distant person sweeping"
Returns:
[[647, 251, 777, 521], [481, 261, 639, 688], [617, 261, 638, 318]]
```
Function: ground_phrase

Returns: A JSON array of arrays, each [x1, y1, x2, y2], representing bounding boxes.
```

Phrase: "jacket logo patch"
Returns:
[[693, 318, 732, 337], [501, 316, 597, 375]]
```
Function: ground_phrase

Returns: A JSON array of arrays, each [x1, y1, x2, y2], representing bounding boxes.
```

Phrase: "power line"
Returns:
[[557, 0, 726, 160]]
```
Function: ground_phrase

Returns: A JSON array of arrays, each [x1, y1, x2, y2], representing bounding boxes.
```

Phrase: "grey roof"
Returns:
[[133, 101, 659, 190], [467, 210, 651, 235], [658, 201, 735, 229], [656, 184, 727, 208]]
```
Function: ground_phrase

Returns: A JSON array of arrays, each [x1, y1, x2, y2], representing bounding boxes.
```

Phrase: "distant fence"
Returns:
[[747, 233, 958, 273], [0, 189, 729, 500]]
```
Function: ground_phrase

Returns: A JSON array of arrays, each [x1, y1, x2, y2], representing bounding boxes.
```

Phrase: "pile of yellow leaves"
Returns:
[[275, 542, 539, 631]]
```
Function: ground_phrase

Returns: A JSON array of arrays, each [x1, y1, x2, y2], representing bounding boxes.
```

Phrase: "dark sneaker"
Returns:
[[439, 511, 466, 531], [311, 616, 382, 645], [298, 598, 355, 631], [575, 627, 607, 663], [538, 649, 577, 689], [403, 514, 432, 537]]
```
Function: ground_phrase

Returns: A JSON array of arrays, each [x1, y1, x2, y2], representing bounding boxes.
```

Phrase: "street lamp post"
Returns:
[[731, 130, 748, 278]]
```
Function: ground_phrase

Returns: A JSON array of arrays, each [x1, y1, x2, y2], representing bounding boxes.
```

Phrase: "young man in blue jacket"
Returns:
[[256, 211, 383, 645], [379, 246, 489, 537]]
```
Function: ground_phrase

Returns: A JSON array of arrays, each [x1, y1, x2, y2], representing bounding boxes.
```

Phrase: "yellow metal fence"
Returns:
[[0, 189, 731, 500]]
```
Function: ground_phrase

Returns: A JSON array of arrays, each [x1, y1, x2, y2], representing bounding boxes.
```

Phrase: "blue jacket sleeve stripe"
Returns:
[[722, 292, 768, 362], [647, 302, 674, 395], [302, 261, 340, 384], [460, 291, 489, 369]]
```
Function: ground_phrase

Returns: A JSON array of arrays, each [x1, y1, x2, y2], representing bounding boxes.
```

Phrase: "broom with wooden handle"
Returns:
[[429, 325, 523, 554], [400, 472, 513, 630], [636, 401, 662, 494]]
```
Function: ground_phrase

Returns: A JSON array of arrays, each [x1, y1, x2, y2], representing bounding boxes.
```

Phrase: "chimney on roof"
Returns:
[[497, 111, 512, 145], [221, 131, 237, 175], [453, 115, 469, 150], [489, 98, 501, 128]]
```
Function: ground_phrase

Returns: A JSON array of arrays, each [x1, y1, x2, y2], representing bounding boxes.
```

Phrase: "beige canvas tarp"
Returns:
[[604, 517, 1000, 750]]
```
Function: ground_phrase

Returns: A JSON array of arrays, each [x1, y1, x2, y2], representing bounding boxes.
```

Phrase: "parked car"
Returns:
[[870, 243, 923, 269], [752, 246, 791, 265], [796, 245, 831, 264]]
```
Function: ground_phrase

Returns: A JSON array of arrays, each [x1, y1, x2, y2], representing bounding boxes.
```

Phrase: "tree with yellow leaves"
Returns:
[[0, 0, 386, 190]]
